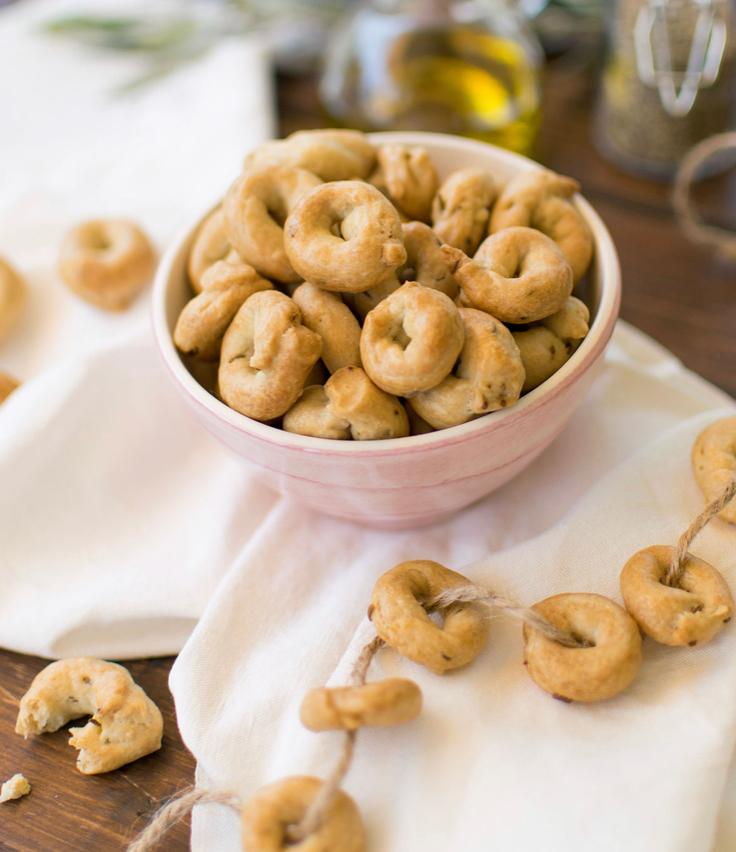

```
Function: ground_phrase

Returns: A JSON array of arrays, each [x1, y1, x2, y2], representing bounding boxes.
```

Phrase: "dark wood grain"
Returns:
[[1, 55, 734, 852], [0, 654, 192, 851]]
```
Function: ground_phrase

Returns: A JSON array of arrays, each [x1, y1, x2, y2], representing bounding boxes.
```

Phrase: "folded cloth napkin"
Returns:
[[166, 325, 736, 852], [0, 0, 274, 657]]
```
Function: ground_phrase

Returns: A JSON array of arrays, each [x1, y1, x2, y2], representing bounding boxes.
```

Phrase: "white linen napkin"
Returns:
[[167, 325, 736, 852], [0, 0, 274, 657]]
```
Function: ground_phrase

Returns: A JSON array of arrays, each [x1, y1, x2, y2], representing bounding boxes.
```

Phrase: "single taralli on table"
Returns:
[[15, 657, 163, 774], [58, 219, 156, 311], [173, 128, 596, 441]]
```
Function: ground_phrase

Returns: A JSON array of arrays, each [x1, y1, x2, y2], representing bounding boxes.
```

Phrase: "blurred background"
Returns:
[[2, 0, 735, 392], [15, 0, 734, 170]]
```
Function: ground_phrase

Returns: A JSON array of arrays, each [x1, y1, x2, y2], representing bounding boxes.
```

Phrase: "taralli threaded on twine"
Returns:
[[128, 463, 735, 850], [286, 636, 384, 843], [127, 789, 241, 852], [428, 585, 587, 648], [672, 131, 736, 260], [665, 476, 736, 588]]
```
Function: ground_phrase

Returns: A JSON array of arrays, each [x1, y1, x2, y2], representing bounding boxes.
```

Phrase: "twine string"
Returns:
[[127, 788, 241, 852], [429, 585, 587, 648], [129, 476, 736, 850], [672, 130, 736, 260], [665, 476, 736, 587], [286, 636, 385, 843]]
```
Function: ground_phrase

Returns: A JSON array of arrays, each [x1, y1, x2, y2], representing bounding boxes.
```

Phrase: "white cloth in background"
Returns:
[[0, 0, 274, 657], [167, 326, 736, 852]]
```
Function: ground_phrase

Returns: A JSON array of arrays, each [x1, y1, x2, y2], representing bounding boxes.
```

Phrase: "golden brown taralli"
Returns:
[[187, 207, 234, 293], [219, 290, 322, 421], [448, 227, 573, 324], [283, 366, 409, 440], [244, 129, 376, 181], [490, 169, 593, 283], [409, 308, 524, 429], [174, 260, 272, 360], [431, 168, 497, 255], [360, 282, 465, 396], [224, 165, 321, 283], [241, 775, 366, 852], [292, 282, 362, 373], [15, 658, 163, 774], [370, 560, 488, 674], [512, 296, 590, 392], [284, 181, 406, 293], [59, 219, 156, 311], [300, 678, 422, 731], [400, 221, 459, 299], [282, 385, 351, 439], [523, 593, 642, 702], [326, 366, 409, 439], [620, 545, 733, 646], [692, 417, 736, 524], [370, 144, 438, 222], [0, 371, 19, 404], [512, 327, 569, 394], [0, 257, 26, 343], [345, 278, 401, 320]]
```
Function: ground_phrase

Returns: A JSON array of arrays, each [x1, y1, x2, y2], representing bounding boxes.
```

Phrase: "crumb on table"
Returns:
[[0, 773, 31, 803]]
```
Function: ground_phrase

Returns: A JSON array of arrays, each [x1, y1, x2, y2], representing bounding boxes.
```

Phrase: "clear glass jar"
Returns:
[[320, 0, 543, 155], [595, 0, 735, 178]]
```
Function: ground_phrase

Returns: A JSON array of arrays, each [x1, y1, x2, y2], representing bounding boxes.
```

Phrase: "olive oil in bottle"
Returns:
[[320, 0, 542, 155]]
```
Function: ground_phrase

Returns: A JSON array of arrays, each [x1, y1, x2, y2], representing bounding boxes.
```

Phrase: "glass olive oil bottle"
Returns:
[[320, 0, 543, 155]]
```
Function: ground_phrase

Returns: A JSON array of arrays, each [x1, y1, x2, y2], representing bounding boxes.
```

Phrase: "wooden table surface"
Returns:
[[1, 57, 734, 852]]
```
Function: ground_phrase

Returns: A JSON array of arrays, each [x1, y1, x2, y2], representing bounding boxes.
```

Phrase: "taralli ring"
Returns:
[[224, 164, 322, 283], [244, 128, 376, 181], [345, 278, 401, 320], [283, 366, 409, 440], [15, 658, 163, 774], [370, 144, 438, 222], [282, 385, 351, 440], [0, 257, 26, 343], [300, 678, 422, 731], [174, 260, 272, 360], [58, 218, 156, 311], [218, 290, 322, 421], [284, 181, 406, 293], [692, 417, 736, 524], [512, 327, 568, 393], [187, 208, 235, 293], [448, 226, 573, 324], [490, 169, 593, 283], [513, 296, 590, 392], [369, 560, 488, 674], [0, 371, 20, 405], [326, 366, 409, 439], [241, 775, 366, 852], [409, 308, 524, 429], [620, 545, 733, 646], [360, 282, 465, 396], [522, 593, 642, 703], [400, 221, 458, 299], [292, 282, 362, 373], [431, 168, 497, 255]]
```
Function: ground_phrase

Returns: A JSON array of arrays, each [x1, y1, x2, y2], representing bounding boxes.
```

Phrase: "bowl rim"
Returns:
[[152, 130, 621, 457]]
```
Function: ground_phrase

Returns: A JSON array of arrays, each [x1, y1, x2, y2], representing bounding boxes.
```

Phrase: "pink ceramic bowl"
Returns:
[[153, 131, 620, 530]]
